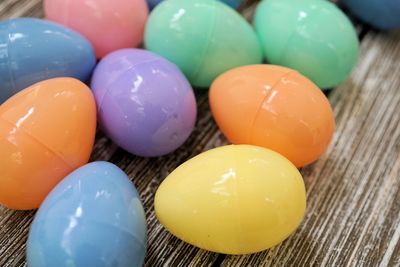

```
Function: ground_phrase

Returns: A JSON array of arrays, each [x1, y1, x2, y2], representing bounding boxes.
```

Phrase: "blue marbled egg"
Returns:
[[27, 162, 147, 267], [0, 18, 96, 103]]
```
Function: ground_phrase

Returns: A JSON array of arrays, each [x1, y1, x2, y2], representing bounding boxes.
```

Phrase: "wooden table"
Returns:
[[1, 1, 399, 266]]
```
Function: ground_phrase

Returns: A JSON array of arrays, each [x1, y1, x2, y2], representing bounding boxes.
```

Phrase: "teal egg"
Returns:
[[254, 0, 360, 89], [145, 0, 263, 88]]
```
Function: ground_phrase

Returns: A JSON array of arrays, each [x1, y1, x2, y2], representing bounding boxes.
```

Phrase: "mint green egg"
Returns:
[[145, 0, 263, 88], [254, 0, 360, 89]]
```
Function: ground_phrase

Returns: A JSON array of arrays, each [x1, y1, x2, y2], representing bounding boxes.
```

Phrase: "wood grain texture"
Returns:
[[0, 1, 400, 266]]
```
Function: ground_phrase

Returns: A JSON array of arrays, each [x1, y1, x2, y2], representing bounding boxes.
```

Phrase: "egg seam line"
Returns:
[[0, 116, 74, 170], [188, 1, 218, 85], [61, 0, 72, 27], [96, 58, 161, 113], [275, 4, 316, 65], [33, 217, 147, 249], [233, 146, 244, 254], [246, 70, 295, 143]]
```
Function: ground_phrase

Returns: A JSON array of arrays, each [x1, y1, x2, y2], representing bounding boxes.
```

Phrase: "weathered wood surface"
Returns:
[[1, 1, 400, 266]]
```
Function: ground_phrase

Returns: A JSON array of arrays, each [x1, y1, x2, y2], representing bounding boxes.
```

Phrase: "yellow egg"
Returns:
[[154, 145, 306, 255]]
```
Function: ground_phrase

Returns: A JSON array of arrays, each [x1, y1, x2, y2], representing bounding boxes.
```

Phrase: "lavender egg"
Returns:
[[91, 49, 197, 157]]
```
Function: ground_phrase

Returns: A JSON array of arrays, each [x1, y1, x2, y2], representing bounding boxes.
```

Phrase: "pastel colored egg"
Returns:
[[155, 145, 306, 254], [27, 162, 147, 267], [0, 78, 96, 210], [91, 49, 197, 157], [209, 65, 335, 167], [342, 0, 400, 30], [147, 0, 243, 10], [44, 0, 149, 58], [254, 0, 359, 89], [0, 18, 96, 103], [145, 0, 263, 88]]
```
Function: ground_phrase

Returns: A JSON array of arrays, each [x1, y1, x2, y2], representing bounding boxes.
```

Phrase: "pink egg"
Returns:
[[44, 0, 148, 58]]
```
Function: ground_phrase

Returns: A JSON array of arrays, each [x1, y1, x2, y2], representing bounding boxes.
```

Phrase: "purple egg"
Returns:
[[91, 49, 197, 157]]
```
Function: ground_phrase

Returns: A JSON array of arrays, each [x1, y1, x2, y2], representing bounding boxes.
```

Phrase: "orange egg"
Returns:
[[0, 78, 96, 210], [209, 65, 335, 167]]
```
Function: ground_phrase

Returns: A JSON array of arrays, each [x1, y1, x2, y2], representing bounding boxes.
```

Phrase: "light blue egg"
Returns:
[[147, 0, 243, 10], [27, 162, 147, 267], [0, 18, 96, 103]]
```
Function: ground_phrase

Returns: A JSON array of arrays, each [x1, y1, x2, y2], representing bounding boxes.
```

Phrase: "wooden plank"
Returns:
[[1, 0, 400, 266], [221, 30, 400, 267], [0, 0, 42, 19]]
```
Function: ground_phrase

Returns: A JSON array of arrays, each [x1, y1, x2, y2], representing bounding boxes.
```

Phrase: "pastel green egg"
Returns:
[[145, 0, 263, 88], [254, 0, 360, 89]]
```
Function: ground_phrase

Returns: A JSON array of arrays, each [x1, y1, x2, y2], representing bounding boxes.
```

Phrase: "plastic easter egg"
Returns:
[[91, 49, 197, 157], [27, 162, 147, 267], [145, 0, 263, 88], [0, 78, 96, 210], [44, 0, 148, 58], [209, 65, 335, 167], [147, 0, 242, 10], [254, 0, 359, 89], [342, 0, 400, 30], [0, 18, 95, 103], [155, 145, 306, 254]]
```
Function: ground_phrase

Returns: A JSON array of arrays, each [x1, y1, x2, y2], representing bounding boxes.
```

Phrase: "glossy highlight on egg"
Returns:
[[209, 65, 335, 167], [91, 49, 197, 157], [254, 0, 359, 89], [145, 0, 262, 88], [0, 18, 96, 103], [155, 145, 306, 255], [0, 78, 96, 210], [27, 162, 147, 267]]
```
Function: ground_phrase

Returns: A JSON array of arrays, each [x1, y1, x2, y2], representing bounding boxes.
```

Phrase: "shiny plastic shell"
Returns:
[[0, 18, 96, 103], [44, 0, 149, 58], [91, 49, 197, 157], [155, 145, 306, 255], [254, 0, 359, 89], [209, 65, 335, 167], [0, 78, 96, 210], [27, 162, 147, 267], [145, 0, 262, 88]]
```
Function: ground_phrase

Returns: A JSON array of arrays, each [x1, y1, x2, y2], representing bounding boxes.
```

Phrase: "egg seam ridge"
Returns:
[[33, 217, 147, 250], [0, 116, 74, 169], [232, 146, 246, 254], [188, 1, 218, 85], [60, 0, 72, 28], [276, 5, 314, 65], [246, 69, 295, 143]]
